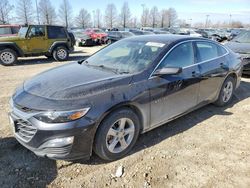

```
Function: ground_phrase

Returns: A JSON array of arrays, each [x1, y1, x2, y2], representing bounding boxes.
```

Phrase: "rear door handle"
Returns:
[[220, 63, 229, 70], [192, 71, 201, 77]]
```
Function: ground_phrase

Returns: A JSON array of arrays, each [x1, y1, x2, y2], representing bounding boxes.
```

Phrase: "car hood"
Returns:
[[225, 41, 250, 55], [23, 62, 132, 100]]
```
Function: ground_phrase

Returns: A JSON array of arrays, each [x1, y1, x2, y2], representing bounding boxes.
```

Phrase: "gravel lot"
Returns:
[[0, 46, 250, 188]]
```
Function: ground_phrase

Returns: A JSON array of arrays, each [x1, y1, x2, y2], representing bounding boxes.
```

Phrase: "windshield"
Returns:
[[18, 27, 28, 38], [94, 29, 104, 33], [85, 40, 166, 74], [232, 31, 250, 43]]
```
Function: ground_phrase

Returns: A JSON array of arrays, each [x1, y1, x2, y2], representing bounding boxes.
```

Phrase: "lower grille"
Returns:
[[15, 119, 37, 142], [43, 145, 72, 155]]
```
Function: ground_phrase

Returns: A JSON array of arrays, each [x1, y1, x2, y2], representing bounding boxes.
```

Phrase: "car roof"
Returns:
[[124, 34, 203, 44]]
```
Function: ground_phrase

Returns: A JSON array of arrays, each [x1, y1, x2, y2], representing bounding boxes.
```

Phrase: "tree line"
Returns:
[[0, 0, 178, 29]]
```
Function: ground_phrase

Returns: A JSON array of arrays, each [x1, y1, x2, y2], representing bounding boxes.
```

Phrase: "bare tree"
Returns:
[[141, 7, 150, 27], [39, 0, 56, 25], [75, 8, 91, 28], [131, 17, 137, 28], [0, 0, 13, 24], [160, 9, 169, 28], [149, 6, 159, 28], [95, 9, 102, 28], [59, 0, 73, 28], [120, 2, 131, 28], [105, 3, 117, 28], [16, 0, 33, 24], [168, 8, 177, 27]]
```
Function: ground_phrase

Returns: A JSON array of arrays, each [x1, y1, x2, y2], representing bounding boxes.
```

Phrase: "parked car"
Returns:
[[9, 35, 242, 161], [0, 24, 20, 37], [153, 30, 171, 34], [85, 28, 108, 44], [195, 29, 209, 38], [225, 30, 250, 75], [129, 29, 154, 35], [73, 31, 96, 46], [0, 25, 74, 66], [177, 28, 202, 37], [107, 31, 134, 44]]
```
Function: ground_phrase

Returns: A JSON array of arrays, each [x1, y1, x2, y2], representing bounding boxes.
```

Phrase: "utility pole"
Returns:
[[205, 14, 210, 28], [35, 0, 40, 24], [92, 10, 95, 28], [141, 4, 145, 27], [229, 14, 232, 28]]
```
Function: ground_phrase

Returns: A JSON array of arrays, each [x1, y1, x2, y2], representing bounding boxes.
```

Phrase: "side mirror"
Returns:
[[153, 67, 182, 76]]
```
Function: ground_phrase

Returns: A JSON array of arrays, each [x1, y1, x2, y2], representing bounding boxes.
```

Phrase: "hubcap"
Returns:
[[222, 81, 233, 103], [0, 52, 15, 64], [106, 118, 135, 153], [57, 49, 67, 59]]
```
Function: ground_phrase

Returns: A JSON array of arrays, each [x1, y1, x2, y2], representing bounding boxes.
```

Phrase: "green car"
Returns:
[[0, 25, 75, 66]]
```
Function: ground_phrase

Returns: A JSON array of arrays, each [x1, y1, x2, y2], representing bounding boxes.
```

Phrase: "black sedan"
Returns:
[[225, 30, 250, 75], [107, 31, 134, 44], [9, 35, 242, 161]]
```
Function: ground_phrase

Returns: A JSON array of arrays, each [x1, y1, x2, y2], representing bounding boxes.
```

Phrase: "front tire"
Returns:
[[0, 48, 17, 66], [52, 46, 69, 61], [94, 108, 140, 161], [214, 76, 235, 106]]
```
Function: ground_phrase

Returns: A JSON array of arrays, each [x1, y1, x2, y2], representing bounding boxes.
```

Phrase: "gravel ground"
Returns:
[[0, 46, 250, 188]]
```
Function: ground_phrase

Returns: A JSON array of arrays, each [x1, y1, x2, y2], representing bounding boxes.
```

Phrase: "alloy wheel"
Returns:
[[57, 49, 67, 59], [0, 52, 15, 64], [106, 118, 135, 154], [222, 81, 233, 103]]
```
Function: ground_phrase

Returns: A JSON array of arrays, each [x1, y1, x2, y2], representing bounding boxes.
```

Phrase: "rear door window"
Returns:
[[48, 26, 67, 39], [195, 42, 220, 62]]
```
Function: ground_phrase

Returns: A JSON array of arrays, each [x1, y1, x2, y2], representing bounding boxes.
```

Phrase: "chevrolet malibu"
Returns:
[[9, 35, 242, 161]]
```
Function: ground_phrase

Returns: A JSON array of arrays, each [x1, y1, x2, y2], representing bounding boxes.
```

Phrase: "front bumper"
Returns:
[[9, 101, 96, 161]]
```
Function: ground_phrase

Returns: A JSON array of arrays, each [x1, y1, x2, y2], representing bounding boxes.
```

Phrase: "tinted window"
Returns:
[[159, 42, 194, 68], [48, 26, 67, 39], [27, 25, 45, 37], [11, 27, 19, 34], [196, 42, 219, 62]]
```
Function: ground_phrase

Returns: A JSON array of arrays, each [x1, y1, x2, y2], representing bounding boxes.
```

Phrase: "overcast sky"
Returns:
[[9, 0, 250, 24]]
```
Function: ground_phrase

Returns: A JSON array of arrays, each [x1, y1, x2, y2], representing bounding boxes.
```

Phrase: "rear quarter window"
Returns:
[[48, 26, 67, 39]]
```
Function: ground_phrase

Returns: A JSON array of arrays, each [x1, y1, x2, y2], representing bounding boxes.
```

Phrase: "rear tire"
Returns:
[[94, 108, 140, 161], [0, 48, 17, 66], [214, 76, 235, 106], [52, 46, 69, 61]]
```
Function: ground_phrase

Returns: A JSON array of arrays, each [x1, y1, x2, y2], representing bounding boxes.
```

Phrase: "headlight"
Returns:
[[34, 108, 90, 123]]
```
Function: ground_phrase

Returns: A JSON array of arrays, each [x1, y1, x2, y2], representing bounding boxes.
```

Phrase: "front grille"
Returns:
[[15, 119, 37, 142]]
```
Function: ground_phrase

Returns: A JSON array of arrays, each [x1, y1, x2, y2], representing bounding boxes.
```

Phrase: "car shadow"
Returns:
[[0, 137, 57, 188], [77, 80, 250, 165], [14, 55, 90, 66]]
